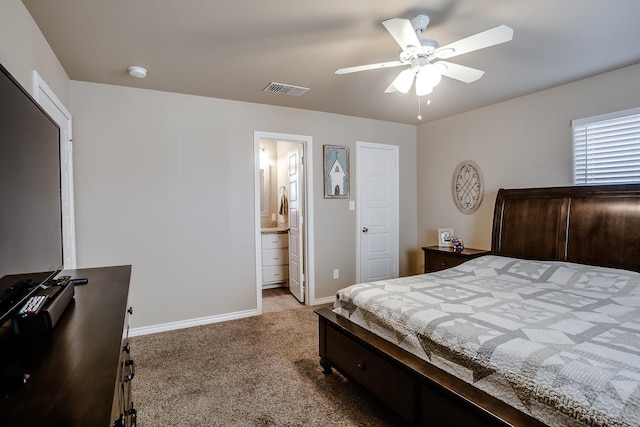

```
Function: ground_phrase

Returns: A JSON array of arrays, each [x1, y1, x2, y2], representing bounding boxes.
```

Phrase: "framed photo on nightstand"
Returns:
[[438, 227, 454, 247]]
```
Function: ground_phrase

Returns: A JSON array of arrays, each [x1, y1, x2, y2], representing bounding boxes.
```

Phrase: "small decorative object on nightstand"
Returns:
[[451, 236, 464, 252], [422, 245, 490, 273]]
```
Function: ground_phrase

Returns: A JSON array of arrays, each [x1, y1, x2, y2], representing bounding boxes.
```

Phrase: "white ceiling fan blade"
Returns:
[[382, 18, 421, 50], [335, 60, 404, 74], [434, 61, 485, 83], [435, 25, 513, 59]]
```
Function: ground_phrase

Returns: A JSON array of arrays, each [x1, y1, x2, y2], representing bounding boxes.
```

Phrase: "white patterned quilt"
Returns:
[[334, 255, 640, 427]]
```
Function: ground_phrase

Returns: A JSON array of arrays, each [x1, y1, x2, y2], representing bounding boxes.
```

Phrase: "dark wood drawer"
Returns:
[[422, 246, 490, 273], [325, 325, 418, 423], [419, 382, 498, 427], [426, 252, 464, 272]]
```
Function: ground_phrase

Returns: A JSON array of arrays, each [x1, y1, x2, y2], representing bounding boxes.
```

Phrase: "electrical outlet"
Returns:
[[333, 269, 339, 279]]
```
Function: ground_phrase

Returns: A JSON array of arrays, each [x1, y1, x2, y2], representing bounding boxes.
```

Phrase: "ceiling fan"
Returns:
[[336, 15, 513, 97]]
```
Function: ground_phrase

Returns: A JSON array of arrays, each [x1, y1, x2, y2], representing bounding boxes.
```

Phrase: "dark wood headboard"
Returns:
[[491, 184, 640, 272]]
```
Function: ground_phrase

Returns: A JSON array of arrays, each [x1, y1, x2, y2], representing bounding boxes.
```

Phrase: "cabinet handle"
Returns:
[[357, 362, 366, 370]]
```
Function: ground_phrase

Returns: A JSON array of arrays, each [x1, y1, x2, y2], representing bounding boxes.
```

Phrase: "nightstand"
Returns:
[[422, 246, 490, 273]]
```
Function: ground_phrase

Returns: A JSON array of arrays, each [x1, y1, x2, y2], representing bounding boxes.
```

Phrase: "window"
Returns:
[[572, 106, 640, 185]]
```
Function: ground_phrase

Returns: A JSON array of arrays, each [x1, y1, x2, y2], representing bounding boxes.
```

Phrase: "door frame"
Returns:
[[253, 131, 315, 313], [32, 71, 77, 269], [356, 141, 399, 284]]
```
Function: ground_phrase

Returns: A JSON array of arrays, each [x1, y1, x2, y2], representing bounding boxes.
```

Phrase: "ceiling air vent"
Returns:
[[263, 82, 309, 96]]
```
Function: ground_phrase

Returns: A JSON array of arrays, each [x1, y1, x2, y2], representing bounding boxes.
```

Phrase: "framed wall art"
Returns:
[[323, 145, 349, 198], [452, 160, 484, 214]]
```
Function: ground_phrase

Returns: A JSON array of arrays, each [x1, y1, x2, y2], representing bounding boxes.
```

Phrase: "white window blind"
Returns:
[[572, 106, 640, 185]]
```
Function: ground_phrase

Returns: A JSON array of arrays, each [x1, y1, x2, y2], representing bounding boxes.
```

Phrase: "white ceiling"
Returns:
[[22, 0, 640, 125]]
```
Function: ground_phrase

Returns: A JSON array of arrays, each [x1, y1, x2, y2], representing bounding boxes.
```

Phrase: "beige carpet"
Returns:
[[130, 304, 406, 426]]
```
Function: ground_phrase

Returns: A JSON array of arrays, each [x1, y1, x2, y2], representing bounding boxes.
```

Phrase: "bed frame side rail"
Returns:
[[316, 307, 544, 427]]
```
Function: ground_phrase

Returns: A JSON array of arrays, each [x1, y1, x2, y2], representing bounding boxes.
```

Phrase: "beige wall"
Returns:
[[0, 0, 70, 108], [416, 63, 640, 270], [70, 81, 417, 329], [0, 0, 418, 331], [5, 0, 638, 331]]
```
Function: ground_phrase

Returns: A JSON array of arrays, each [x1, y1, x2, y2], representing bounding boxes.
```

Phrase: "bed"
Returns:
[[315, 184, 640, 426]]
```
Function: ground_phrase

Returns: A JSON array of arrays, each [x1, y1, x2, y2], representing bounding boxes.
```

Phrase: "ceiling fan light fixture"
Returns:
[[392, 68, 416, 94], [415, 64, 441, 96], [415, 83, 433, 97]]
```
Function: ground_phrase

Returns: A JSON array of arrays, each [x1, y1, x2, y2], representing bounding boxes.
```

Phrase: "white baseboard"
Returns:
[[129, 309, 258, 337], [129, 296, 335, 337], [311, 295, 335, 305]]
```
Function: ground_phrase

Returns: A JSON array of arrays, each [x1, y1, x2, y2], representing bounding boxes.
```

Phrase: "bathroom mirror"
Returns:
[[260, 165, 271, 217]]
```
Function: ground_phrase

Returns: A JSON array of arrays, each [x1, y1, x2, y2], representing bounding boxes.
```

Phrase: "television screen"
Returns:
[[0, 63, 63, 326]]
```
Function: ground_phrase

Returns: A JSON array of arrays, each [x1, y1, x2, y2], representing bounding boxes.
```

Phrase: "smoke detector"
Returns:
[[128, 66, 147, 79]]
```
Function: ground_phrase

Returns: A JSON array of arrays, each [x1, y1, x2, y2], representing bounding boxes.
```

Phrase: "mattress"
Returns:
[[334, 255, 640, 427]]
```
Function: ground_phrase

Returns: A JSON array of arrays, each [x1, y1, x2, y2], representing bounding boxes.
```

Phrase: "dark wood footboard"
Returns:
[[315, 308, 545, 427]]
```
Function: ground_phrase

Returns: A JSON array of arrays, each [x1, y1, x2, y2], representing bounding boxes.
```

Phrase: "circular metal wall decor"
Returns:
[[452, 160, 484, 214]]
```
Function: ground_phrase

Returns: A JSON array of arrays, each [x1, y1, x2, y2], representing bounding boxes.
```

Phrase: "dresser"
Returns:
[[422, 246, 490, 273], [261, 230, 289, 287], [0, 265, 134, 426]]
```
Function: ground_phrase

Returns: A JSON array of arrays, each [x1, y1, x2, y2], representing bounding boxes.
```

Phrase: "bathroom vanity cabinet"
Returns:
[[261, 230, 289, 287]]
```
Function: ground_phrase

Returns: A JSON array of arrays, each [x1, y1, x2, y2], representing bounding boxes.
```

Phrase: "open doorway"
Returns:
[[253, 131, 314, 314]]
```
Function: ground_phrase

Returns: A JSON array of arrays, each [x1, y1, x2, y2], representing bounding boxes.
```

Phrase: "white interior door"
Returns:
[[288, 146, 304, 302], [357, 142, 399, 283]]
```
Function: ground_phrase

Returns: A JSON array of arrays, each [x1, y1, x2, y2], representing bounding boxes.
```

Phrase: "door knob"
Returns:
[[362, 227, 368, 233]]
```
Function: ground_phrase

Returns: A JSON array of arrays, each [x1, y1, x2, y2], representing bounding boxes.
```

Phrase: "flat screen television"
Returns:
[[0, 63, 63, 327]]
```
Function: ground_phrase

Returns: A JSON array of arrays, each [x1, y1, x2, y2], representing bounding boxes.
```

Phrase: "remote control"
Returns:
[[18, 295, 47, 316]]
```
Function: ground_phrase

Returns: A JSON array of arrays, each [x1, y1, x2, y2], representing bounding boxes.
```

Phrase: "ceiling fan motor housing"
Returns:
[[420, 38, 439, 54]]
